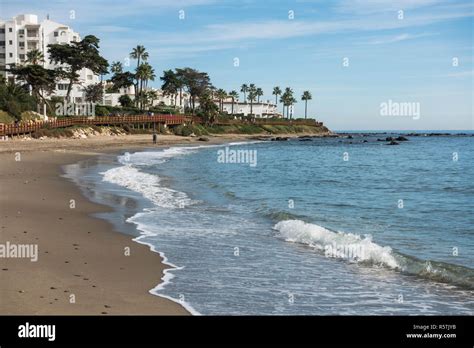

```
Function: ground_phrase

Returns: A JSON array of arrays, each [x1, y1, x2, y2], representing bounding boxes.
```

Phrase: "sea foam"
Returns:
[[102, 165, 192, 208], [274, 220, 400, 269]]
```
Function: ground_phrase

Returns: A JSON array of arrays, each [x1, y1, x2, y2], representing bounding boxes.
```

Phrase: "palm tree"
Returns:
[[301, 91, 312, 119], [25, 49, 44, 65], [136, 62, 155, 110], [240, 84, 248, 103], [289, 96, 297, 119], [280, 87, 295, 119], [229, 90, 239, 116], [145, 90, 158, 109], [142, 63, 155, 90], [110, 61, 123, 74], [216, 88, 227, 112], [272, 86, 282, 112], [256, 87, 263, 103], [248, 84, 257, 117], [130, 45, 149, 69], [130, 45, 149, 107]]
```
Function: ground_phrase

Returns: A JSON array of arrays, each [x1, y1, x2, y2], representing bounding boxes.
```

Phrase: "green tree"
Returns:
[[160, 69, 179, 106], [248, 84, 257, 117], [110, 61, 123, 74], [228, 90, 239, 116], [8, 64, 57, 114], [240, 84, 248, 103], [26, 49, 44, 65], [48, 35, 109, 102], [129, 45, 149, 106], [178, 68, 211, 114], [272, 86, 282, 113], [136, 62, 155, 110], [174, 68, 186, 109], [83, 83, 104, 103], [216, 88, 227, 112], [256, 87, 263, 103], [0, 81, 37, 120], [301, 90, 312, 119], [118, 94, 133, 107], [109, 70, 135, 92], [280, 87, 296, 119], [198, 91, 219, 125]]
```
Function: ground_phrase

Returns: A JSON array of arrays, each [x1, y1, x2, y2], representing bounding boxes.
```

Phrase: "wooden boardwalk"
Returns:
[[0, 114, 323, 137], [0, 115, 192, 137]]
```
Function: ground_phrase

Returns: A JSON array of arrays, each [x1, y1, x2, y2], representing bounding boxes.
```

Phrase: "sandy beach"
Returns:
[[0, 133, 263, 315]]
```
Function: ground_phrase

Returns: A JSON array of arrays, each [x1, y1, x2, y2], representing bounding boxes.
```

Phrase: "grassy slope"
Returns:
[[27, 123, 330, 138]]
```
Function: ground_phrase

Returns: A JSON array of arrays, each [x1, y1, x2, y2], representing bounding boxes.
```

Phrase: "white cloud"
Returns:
[[366, 32, 438, 45], [335, 0, 442, 14], [152, 8, 473, 45]]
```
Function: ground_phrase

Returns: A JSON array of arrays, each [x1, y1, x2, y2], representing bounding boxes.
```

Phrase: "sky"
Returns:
[[1, 0, 473, 130]]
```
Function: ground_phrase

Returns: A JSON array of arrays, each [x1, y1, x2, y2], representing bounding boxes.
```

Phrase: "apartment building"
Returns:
[[0, 14, 99, 102]]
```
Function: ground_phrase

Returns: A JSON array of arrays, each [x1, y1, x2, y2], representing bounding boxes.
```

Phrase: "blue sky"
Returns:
[[2, 0, 473, 130]]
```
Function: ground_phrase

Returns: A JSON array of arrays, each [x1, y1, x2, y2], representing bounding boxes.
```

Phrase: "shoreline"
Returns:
[[0, 133, 267, 315]]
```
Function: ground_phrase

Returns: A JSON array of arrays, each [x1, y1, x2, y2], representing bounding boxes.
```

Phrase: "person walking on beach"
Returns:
[[152, 120, 157, 144]]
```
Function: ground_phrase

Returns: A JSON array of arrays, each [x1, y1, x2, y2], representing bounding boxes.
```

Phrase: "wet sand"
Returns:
[[0, 134, 256, 314]]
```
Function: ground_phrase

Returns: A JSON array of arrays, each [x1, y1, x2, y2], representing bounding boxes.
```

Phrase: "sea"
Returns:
[[64, 131, 474, 315]]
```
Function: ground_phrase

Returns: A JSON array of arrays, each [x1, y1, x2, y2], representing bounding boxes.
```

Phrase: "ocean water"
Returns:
[[66, 133, 474, 315]]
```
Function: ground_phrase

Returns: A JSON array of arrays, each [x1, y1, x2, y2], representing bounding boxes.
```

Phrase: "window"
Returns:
[[57, 84, 68, 90], [19, 29, 24, 34], [9, 53, 13, 58], [0, 41, 5, 46], [19, 42, 25, 47], [19, 54, 25, 60], [8, 40, 12, 45], [54, 31, 58, 37], [0, 29, 5, 33], [8, 28, 12, 33], [0, 53, 5, 58]]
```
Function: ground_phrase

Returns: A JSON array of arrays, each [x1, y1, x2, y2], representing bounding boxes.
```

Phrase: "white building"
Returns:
[[0, 14, 99, 102], [104, 84, 192, 111], [220, 98, 280, 118]]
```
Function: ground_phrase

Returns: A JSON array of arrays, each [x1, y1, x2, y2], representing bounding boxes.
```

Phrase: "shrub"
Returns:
[[0, 110, 15, 124], [95, 105, 110, 116]]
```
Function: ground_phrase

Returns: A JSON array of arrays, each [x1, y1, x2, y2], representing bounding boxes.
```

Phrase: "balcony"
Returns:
[[26, 30, 40, 40], [27, 42, 38, 50]]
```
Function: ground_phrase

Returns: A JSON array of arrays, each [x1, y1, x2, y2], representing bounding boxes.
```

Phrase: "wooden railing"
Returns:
[[0, 114, 323, 137], [0, 114, 194, 137]]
